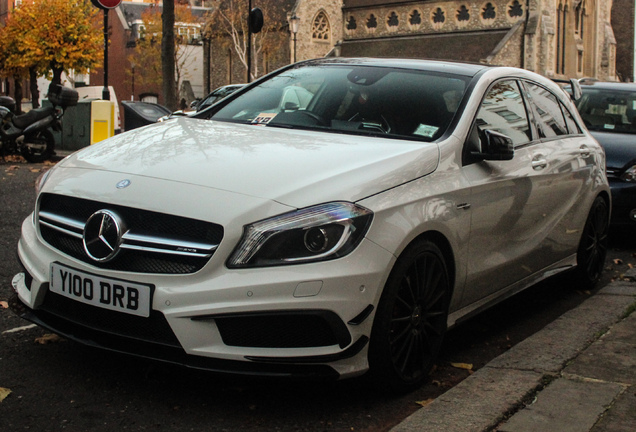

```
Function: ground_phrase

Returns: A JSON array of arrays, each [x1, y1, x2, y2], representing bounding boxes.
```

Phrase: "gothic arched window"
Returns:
[[312, 11, 330, 41], [556, 1, 568, 74], [575, 1, 586, 38]]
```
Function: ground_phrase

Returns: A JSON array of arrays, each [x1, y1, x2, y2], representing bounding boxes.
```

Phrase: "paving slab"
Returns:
[[598, 282, 636, 296], [564, 313, 636, 385], [391, 368, 544, 432], [590, 389, 636, 432], [497, 378, 625, 432], [488, 294, 634, 373]]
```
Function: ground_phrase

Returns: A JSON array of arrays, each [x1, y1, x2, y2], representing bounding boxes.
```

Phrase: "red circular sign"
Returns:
[[91, 0, 122, 9]]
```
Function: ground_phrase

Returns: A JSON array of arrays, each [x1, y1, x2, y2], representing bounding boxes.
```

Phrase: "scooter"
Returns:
[[0, 85, 78, 163]]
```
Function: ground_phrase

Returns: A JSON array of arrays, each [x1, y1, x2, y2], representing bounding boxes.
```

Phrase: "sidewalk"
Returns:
[[392, 270, 636, 432]]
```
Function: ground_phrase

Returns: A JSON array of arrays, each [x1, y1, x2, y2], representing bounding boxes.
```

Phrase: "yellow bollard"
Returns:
[[90, 100, 115, 144]]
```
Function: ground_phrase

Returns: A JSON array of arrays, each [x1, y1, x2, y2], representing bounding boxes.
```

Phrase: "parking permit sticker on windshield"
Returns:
[[252, 113, 277, 125], [414, 124, 439, 138]]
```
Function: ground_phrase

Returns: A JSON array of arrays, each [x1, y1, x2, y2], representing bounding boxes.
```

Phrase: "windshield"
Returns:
[[210, 64, 469, 141], [576, 88, 636, 134]]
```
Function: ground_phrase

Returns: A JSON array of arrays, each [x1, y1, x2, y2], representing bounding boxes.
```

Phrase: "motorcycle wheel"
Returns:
[[21, 129, 55, 163]]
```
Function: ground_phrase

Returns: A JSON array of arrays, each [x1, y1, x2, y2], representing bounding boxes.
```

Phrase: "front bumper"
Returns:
[[13, 215, 395, 379]]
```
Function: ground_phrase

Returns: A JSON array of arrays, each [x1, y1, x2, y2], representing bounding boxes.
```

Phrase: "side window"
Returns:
[[562, 106, 582, 134], [474, 80, 532, 146], [525, 82, 569, 138]]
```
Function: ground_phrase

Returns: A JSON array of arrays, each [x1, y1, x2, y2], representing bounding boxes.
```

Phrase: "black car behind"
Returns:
[[576, 81, 636, 229]]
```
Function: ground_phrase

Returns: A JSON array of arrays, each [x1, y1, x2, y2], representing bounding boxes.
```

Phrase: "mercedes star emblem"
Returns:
[[116, 179, 131, 189], [83, 210, 125, 262]]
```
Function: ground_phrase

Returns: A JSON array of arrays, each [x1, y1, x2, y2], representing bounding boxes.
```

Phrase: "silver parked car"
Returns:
[[12, 58, 610, 392]]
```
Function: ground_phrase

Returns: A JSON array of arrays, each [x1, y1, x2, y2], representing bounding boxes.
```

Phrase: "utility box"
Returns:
[[90, 100, 115, 144], [59, 100, 92, 150], [46, 98, 115, 150]]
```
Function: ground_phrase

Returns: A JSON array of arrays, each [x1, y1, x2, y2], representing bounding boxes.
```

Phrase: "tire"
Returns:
[[369, 239, 451, 393], [21, 129, 55, 163], [573, 196, 609, 290]]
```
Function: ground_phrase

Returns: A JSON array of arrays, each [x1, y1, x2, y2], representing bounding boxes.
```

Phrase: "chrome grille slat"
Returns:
[[122, 232, 218, 255], [37, 193, 223, 274], [39, 219, 83, 239], [120, 243, 214, 258]]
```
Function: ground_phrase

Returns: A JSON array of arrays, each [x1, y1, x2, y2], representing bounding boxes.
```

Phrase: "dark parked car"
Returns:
[[576, 81, 636, 228], [195, 84, 245, 112], [121, 101, 172, 131]]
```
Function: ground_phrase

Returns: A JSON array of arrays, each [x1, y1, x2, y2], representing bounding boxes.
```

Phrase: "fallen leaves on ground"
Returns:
[[0, 387, 11, 402], [450, 362, 474, 371], [0, 301, 8, 309], [34, 333, 64, 344], [614, 258, 624, 265], [415, 398, 434, 407]]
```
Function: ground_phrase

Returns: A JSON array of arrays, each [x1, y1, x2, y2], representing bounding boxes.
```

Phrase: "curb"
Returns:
[[391, 281, 636, 432]]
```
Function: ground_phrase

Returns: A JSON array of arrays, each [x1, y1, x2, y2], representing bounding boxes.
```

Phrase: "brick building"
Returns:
[[89, 1, 211, 114]]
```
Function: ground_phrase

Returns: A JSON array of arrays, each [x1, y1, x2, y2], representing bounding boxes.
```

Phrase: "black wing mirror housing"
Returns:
[[470, 129, 515, 161]]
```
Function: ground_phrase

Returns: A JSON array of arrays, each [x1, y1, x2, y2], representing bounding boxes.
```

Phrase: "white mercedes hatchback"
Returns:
[[12, 58, 610, 392]]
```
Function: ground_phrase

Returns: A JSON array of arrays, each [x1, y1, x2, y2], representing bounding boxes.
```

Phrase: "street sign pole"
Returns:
[[91, 0, 122, 101], [102, 9, 110, 100]]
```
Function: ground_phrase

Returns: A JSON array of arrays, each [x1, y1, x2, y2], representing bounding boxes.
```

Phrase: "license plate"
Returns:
[[50, 263, 152, 318]]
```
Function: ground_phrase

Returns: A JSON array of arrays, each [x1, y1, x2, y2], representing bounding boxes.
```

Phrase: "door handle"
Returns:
[[532, 155, 547, 170], [579, 145, 590, 157]]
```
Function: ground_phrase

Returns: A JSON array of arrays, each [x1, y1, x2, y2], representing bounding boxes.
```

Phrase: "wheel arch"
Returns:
[[400, 230, 457, 301]]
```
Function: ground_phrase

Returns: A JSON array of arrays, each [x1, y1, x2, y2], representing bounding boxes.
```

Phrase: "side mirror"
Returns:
[[551, 78, 582, 101], [568, 78, 582, 101], [469, 129, 514, 161]]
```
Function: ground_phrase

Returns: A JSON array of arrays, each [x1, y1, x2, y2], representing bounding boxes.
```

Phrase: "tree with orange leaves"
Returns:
[[0, 0, 103, 107]]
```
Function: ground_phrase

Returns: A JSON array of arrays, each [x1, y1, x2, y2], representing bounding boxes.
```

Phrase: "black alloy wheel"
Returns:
[[369, 239, 450, 393], [574, 196, 609, 290]]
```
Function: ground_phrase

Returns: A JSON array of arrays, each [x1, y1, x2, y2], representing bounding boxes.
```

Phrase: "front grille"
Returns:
[[39, 290, 181, 348], [606, 168, 619, 179], [211, 310, 352, 349], [38, 193, 223, 274]]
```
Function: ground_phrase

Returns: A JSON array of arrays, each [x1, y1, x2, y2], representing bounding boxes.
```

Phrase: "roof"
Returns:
[[298, 57, 492, 77], [340, 30, 513, 65], [579, 81, 636, 91]]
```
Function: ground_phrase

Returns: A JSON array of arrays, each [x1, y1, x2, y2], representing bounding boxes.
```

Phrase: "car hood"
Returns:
[[60, 118, 440, 208], [589, 131, 636, 170]]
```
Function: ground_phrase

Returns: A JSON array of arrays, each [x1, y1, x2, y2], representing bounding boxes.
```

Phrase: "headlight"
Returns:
[[227, 202, 373, 268], [621, 165, 636, 182]]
